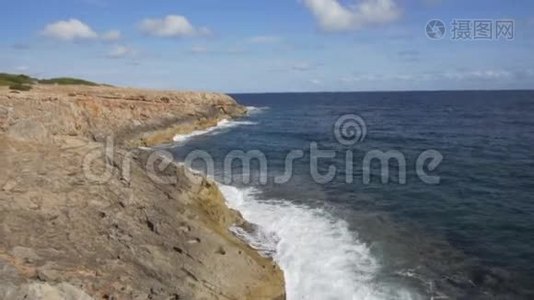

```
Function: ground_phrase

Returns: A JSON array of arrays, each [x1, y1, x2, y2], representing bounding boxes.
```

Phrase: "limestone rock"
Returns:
[[0, 84, 285, 300], [2, 282, 93, 300], [7, 120, 49, 143]]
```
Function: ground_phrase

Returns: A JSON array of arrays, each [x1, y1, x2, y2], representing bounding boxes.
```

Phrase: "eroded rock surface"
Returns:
[[0, 85, 285, 300]]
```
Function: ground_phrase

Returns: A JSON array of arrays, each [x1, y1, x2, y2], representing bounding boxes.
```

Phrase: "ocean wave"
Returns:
[[246, 106, 270, 115], [172, 119, 257, 143], [218, 184, 420, 300]]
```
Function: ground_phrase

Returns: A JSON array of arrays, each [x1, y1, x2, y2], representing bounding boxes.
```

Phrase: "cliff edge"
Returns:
[[0, 85, 285, 299]]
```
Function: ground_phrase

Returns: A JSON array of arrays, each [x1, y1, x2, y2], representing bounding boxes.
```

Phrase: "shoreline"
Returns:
[[0, 84, 285, 299]]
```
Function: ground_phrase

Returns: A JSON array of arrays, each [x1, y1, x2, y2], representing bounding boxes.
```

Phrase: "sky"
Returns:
[[1, 0, 533, 92]]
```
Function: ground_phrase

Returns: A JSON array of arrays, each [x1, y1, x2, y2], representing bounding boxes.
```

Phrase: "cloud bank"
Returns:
[[41, 19, 120, 42], [302, 0, 401, 31], [139, 15, 210, 38], [42, 19, 98, 41]]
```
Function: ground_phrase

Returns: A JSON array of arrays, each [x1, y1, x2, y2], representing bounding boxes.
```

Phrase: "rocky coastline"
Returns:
[[0, 84, 285, 299]]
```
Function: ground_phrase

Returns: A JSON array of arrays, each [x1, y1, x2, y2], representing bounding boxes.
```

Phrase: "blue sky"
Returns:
[[1, 0, 533, 92]]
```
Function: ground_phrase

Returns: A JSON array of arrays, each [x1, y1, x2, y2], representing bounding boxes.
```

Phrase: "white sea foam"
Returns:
[[172, 119, 256, 143], [172, 106, 266, 143], [218, 184, 419, 300], [246, 106, 270, 114], [172, 105, 419, 299]]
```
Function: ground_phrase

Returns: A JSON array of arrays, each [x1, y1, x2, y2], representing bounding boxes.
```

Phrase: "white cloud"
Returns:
[[139, 15, 210, 38], [302, 0, 401, 32], [42, 19, 98, 41], [107, 45, 134, 59], [310, 79, 322, 85], [443, 70, 513, 80], [340, 69, 518, 84], [101, 30, 121, 42]]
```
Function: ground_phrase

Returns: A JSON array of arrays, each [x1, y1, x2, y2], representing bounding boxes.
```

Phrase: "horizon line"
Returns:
[[228, 88, 534, 95]]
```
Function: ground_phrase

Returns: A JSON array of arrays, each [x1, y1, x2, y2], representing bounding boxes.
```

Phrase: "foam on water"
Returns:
[[218, 184, 420, 300], [172, 119, 256, 143], [246, 106, 270, 114], [172, 105, 420, 298]]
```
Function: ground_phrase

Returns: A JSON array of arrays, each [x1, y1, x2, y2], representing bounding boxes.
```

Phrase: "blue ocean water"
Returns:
[[170, 91, 534, 299]]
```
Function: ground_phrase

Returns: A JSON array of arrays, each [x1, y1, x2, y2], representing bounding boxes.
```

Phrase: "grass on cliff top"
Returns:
[[0, 72, 100, 87], [0, 73, 35, 86], [38, 77, 99, 86], [9, 83, 33, 91]]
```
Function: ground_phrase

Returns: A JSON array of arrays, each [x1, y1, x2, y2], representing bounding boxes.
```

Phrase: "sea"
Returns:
[[169, 90, 534, 299]]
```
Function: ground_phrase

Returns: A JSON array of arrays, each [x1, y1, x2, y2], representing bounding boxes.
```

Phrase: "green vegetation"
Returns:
[[0, 73, 35, 86], [0, 72, 99, 88], [38, 77, 98, 86], [9, 83, 33, 91]]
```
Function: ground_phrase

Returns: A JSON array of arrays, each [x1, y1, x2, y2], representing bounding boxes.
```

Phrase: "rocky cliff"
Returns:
[[0, 85, 285, 299]]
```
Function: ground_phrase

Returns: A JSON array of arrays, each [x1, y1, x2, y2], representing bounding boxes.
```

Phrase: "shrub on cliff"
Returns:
[[0, 73, 35, 86], [1, 73, 99, 87], [39, 77, 98, 86], [9, 83, 33, 91]]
